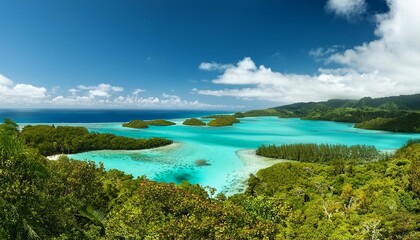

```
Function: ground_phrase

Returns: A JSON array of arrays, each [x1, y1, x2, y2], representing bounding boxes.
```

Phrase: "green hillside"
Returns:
[[236, 94, 420, 132]]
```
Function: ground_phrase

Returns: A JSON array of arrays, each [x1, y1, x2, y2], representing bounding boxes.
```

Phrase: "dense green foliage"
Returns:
[[0, 120, 49, 239], [1, 119, 419, 239], [302, 107, 405, 122], [206, 115, 240, 127], [247, 142, 420, 239], [236, 94, 420, 132], [204, 114, 240, 122], [0, 120, 278, 239], [234, 109, 291, 118], [21, 125, 172, 156], [274, 94, 420, 114], [355, 112, 420, 133], [182, 118, 206, 126], [207, 118, 234, 127], [123, 119, 176, 128], [144, 119, 176, 126], [122, 120, 148, 128], [256, 143, 379, 163]]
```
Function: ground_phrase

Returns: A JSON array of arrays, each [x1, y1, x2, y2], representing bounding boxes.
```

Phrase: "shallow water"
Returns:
[[64, 117, 418, 195]]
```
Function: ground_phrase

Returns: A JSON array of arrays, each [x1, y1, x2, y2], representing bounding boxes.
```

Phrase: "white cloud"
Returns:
[[326, 0, 367, 19], [195, 56, 417, 104], [132, 88, 146, 95], [69, 88, 79, 95], [0, 74, 13, 86], [195, 0, 420, 105], [0, 74, 47, 104], [50, 86, 60, 95], [199, 62, 234, 71], [0, 74, 230, 109], [309, 45, 344, 61], [76, 83, 124, 97], [329, 0, 420, 86], [50, 92, 228, 109]]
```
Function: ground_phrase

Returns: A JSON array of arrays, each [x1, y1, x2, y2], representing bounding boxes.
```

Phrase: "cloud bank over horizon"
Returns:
[[0, 76, 233, 109], [0, 74, 47, 104], [195, 0, 420, 105]]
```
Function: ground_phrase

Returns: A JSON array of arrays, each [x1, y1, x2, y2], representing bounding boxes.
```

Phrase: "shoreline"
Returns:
[[46, 142, 182, 160], [46, 154, 65, 161], [222, 149, 291, 196]]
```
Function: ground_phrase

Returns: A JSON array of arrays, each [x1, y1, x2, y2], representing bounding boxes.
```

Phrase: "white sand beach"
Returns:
[[222, 149, 291, 196], [46, 142, 182, 161], [46, 154, 65, 161]]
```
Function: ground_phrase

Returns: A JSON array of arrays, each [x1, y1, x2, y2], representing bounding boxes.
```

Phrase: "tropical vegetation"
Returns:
[[123, 119, 176, 128], [355, 112, 420, 133], [145, 119, 176, 126], [256, 143, 380, 163], [205, 115, 240, 127], [247, 140, 420, 239], [1, 119, 419, 239], [236, 94, 420, 132], [182, 118, 206, 126], [20, 124, 172, 156], [122, 120, 148, 128]]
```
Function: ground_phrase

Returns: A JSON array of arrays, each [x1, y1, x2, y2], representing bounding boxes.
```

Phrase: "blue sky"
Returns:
[[0, 0, 418, 109]]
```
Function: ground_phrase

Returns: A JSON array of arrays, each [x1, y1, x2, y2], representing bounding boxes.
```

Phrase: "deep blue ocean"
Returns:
[[0, 109, 228, 123]]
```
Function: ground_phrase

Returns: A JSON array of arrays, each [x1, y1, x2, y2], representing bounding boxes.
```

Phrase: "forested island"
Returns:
[[123, 119, 176, 128], [1, 119, 419, 239], [122, 120, 148, 128], [182, 118, 206, 126], [21, 124, 172, 156], [145, 119, 176, 126], [235, 94, 420, 132], [204, 115, 240, 127], [182, 115, 240, 127]]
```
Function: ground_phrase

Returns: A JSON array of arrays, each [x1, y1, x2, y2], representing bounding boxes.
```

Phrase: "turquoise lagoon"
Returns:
[[66, 117, 419, 195]]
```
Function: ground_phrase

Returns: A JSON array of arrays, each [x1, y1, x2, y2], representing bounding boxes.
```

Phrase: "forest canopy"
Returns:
[[205, 115, 240, 127], [182, 118, 206, 126], [123, 119, 176, 128], [256, 143, 380, 163], [20, 124, 172, 156], [1, 119, 419, 239]]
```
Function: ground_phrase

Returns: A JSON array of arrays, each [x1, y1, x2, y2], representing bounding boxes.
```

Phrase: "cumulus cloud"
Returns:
[[309, 45, 344, 62], [326, 0, 367, 19], [199, 62, 234, 71], [0, 74, 13, 86], [132, 88, 146, 95], [194, 58, 397, 104], [194, 0, 420, 105], [0, 74, 47, 104], [51, 92, 227, 109], [329, 0, 420, 86], [0, 74, 230, 109], [76, 83, 123, 97]]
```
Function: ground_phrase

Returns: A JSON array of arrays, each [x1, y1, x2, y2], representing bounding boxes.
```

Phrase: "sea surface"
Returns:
[[0, 109, 225, 123], [5, 109, 420, 195]]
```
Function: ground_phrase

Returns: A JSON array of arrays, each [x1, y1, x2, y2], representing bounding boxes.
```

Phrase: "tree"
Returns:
[[0, 120, 48, 239]]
